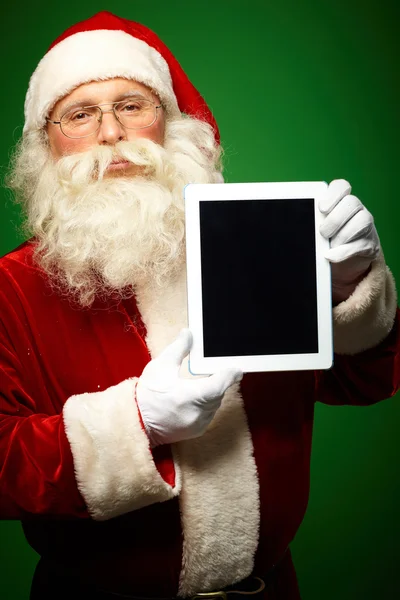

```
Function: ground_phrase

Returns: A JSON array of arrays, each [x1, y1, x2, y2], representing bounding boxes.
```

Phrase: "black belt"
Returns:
[[32, 553, 285, 600], [94, 578, 266, 600], [94, 561, 282, 600]]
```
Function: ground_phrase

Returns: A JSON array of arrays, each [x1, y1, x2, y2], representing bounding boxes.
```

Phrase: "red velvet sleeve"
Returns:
[[315, 309, 400, 406], [0, 315, 89, 519]]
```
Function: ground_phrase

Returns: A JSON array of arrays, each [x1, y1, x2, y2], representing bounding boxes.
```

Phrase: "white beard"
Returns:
[[11, 118, 222, 305]]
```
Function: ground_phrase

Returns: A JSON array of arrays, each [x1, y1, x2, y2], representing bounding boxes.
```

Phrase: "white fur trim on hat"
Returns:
[[24, 29, 180, 133]]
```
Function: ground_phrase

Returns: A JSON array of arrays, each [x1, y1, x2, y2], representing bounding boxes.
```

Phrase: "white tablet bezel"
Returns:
[[184, 181, 333, 374]]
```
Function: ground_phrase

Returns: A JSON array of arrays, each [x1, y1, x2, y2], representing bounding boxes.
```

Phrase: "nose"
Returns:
[[97, 109, 126, 145]]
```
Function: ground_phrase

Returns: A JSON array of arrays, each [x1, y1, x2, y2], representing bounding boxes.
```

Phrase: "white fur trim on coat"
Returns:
[[63, 377, 180, 521], [333, 251, 397, 355], [175, 385, 260, 596], [134, 269, 260, 596], [24, 29, 180, 133]]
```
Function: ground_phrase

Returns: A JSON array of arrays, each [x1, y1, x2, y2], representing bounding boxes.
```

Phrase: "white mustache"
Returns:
[[56, 138, 166, 190]]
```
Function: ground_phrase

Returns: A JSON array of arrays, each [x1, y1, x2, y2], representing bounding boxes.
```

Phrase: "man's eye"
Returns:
[[62, 110, 94, 124], [121, 103, 141, 113], [71, 111, 92, 121]]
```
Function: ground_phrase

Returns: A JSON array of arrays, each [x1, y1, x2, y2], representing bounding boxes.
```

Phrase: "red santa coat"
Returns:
[[0, 240, 399, 598]]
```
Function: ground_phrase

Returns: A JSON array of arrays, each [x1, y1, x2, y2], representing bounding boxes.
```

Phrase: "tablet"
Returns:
[[184, 181, 333, 374]]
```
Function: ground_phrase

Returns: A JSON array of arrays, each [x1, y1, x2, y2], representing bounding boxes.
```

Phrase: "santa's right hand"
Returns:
[[136, 329, 243, 447]]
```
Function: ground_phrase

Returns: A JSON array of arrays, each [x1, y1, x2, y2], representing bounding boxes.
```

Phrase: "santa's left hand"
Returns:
[[319, 179, 380, 303]]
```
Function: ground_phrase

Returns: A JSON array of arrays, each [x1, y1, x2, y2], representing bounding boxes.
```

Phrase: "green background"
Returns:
[[0, 0, 399, 598]]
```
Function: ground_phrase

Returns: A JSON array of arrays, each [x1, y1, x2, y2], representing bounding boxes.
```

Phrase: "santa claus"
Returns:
[[1, 11, 399, 600]]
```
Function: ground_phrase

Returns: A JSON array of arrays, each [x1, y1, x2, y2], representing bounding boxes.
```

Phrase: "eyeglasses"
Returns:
[[47, 97, 162, 139]]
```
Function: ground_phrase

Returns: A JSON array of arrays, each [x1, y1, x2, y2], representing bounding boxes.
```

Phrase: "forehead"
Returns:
[[52, 78, 158, 115]]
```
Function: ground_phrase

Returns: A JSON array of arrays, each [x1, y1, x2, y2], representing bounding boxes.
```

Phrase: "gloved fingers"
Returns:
[[325, 238, 379, 263], [319, 179, 352, 215], [157, 329, 193, 368], [319, 194, 363, 239], [195, 368, 243, 403], [139, 329, 193, 386], [328, 208, 375, 248]]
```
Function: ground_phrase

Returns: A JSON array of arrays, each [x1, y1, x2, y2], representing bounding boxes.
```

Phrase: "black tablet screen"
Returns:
[[199, 199, 318, 357]]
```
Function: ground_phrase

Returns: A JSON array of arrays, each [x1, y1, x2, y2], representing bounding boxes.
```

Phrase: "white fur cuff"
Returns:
[[63, 378, 180, 520], [333, 252, 397, 355]]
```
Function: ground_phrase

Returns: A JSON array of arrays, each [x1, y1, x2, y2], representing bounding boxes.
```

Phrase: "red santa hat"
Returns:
[[23, 11, 220, 142]]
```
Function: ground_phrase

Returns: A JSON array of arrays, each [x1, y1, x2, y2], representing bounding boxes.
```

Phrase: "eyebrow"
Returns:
[[58, 91, 153, 116]]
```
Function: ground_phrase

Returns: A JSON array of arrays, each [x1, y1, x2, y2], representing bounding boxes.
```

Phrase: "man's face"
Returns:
[[47, 77, 166, 175], [12, 84, 219, 303]]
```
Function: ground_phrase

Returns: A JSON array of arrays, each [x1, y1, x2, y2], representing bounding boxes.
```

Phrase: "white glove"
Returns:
[[319, 179, 380, 302], [136, 329, 243, 447]]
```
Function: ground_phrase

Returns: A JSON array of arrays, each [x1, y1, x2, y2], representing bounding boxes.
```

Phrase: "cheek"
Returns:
[[126, 112, 165, 145], [48, 127, 94, 158]]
